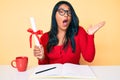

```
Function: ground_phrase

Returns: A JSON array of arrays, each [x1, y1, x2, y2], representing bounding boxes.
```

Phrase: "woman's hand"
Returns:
[[33, 45, 45, 60], [87, 21, 106, 35]]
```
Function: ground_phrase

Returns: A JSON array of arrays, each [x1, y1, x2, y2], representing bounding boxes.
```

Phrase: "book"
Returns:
[[29, 63, 96, 80]]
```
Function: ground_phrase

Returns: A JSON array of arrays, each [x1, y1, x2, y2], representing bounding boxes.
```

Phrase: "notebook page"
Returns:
[[30, 64, 63, 78], [61, 63, 96, 78]]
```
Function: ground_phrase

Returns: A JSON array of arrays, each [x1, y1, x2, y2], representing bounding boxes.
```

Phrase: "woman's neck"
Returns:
[[57, 30, 66, 46]]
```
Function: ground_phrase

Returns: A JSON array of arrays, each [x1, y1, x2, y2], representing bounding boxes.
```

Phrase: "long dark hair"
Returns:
[[47, 1, 79, 53]]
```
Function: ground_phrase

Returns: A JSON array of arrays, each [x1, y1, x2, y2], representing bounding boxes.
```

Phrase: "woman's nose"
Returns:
[[64, 12, 69, 17]]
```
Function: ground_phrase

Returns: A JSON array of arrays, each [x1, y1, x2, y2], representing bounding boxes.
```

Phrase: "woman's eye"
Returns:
[[59, 10, 64, 14]]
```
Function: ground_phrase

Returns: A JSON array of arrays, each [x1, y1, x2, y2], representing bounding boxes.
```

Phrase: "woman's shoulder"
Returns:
[[78, 26, 86, 33], [40, 32, 49, 42], [42, 32, 49, 36], [41, 32, 49, 39], [40, 32, 49, 45], [75, 26, 87, 39]]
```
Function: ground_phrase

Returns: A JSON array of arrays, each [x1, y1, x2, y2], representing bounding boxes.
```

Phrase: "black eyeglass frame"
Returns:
[[57, 8, 71, 16]]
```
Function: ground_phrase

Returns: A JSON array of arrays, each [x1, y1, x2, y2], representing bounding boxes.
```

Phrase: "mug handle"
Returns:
[[11, 60, 17, 68]]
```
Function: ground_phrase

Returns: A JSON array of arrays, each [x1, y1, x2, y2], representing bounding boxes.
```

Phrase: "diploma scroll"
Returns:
[[29, 17, 43, 59], [30, 17, 41, 47]]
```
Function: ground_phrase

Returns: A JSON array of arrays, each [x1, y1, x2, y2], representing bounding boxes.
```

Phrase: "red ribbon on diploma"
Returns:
[[27, 28, 43, 48]]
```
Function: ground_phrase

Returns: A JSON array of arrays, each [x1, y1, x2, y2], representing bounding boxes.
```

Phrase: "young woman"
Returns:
[[33, 1, 105, 65]]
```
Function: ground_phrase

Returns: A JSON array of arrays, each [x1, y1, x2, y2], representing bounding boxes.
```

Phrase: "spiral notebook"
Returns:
[[29, 63, 96, 80]]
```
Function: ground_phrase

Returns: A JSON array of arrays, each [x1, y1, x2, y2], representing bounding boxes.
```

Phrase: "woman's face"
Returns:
[[56, 4, 71, 32]]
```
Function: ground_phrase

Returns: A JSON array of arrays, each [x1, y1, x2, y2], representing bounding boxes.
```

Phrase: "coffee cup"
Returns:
[[11, 56, 28, 72]]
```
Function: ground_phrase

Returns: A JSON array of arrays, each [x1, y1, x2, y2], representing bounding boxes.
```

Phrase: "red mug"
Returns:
[[11, 56, 28, 72]]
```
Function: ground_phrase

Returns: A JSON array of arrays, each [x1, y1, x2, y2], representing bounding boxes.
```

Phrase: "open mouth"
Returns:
[[63, 19, 68, 26]]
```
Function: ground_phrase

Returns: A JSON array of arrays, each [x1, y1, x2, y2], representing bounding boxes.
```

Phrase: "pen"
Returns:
[[35, 67, 56, 74]]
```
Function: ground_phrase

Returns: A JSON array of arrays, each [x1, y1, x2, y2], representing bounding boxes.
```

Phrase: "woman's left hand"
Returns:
[[87, 21, 105, 35]]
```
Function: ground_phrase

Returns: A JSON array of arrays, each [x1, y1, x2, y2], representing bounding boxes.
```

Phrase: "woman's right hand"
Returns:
[[33, 45, 45, 60]]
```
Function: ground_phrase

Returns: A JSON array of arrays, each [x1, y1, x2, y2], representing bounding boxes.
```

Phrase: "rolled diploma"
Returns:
[[30, 17, 41, 47], [30, 17, 43, 59]]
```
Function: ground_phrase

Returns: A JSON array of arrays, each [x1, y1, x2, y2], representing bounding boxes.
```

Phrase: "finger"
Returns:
[[34, 53, 42, 57], [34, 45, 40, 49], [34, 47, 39, 50], [89, 24, 92, 28], [34, 50, 41, 54], [97, 21, 106, 28], [100, 21, 106, 27], [34, 52, 44, 59], [34, 46, 40, 51]]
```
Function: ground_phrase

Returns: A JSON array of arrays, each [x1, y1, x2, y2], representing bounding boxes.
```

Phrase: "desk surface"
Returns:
[[0, 65, 120, 80]]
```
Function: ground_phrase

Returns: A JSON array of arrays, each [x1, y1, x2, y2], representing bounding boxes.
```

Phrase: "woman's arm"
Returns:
[[80, 21, 105, 62], [33, 33, 49, 65]]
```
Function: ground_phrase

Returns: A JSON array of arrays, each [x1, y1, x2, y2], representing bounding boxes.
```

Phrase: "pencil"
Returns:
[[35, 67, 56, 74]]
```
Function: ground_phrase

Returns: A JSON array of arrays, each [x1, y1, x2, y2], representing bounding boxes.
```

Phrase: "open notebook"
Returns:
[[29, 63, 96, 80]]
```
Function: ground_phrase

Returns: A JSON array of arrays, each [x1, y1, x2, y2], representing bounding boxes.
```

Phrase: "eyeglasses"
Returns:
[[57, 8, 71, 16]]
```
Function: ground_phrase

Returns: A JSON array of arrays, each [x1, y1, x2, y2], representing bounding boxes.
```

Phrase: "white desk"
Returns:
[[0, 65, 120, 80]]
